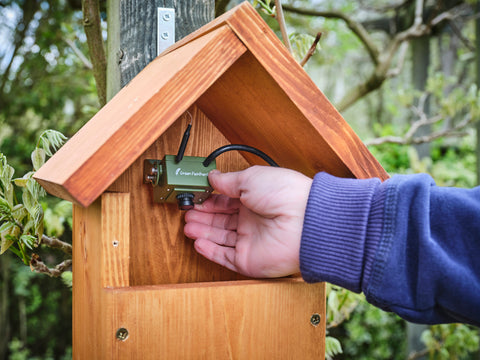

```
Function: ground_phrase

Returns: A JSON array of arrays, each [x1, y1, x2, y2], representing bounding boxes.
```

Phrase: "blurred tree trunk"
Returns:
[[82, 0, 107, 106], [0, 255, 11, 360], [406, 34, 431, 360], [476, 0, 480, 186], [411, 36, 431, 160]]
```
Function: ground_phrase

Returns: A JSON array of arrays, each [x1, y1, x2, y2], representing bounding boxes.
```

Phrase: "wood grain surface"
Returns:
[[106, 279, 325, 359], [72, 200, 104, 359], [102, 193, 130, 287], [109, 106, 252, 285], [73, 192, 326, 359]]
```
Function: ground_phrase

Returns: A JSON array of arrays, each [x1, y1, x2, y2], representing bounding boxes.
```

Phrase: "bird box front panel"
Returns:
[[107, 106, 254, 285]]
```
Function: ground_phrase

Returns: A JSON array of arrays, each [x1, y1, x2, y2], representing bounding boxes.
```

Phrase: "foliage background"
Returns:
[[1, 0, 479, 359]]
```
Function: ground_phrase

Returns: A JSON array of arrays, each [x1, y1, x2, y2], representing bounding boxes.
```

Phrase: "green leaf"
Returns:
[[0, 154, 14, 182], [20, 234, 36, 250], [23, 218, 35, 235], [0, 221, 15, 234], [325, 336, 343, 360], [13, 177, 29, 187], [61, 271, 73, 288], [22, 190, 35, 216], [12, 204, 28, 222], [37, 130, 67, 156], [31, 148, 46, 171], [0, 196, 12, 217], [33, 204, 44, 239], [0, 235, 15, 254], [0, 223, 19, 254]]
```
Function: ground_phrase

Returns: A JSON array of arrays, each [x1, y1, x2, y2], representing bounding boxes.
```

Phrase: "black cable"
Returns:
[[202, 144, 279, 167]]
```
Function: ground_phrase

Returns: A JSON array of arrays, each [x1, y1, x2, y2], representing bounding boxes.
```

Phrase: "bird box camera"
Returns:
[[143, 155, 216, 210], [143, 118, 280, 210]]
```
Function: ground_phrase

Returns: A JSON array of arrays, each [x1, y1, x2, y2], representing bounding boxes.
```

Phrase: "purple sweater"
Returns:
[[300, 172, 480, 326]]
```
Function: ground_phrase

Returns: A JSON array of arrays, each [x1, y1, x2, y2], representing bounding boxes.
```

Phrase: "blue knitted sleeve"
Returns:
[[300, 172, 480, 326]]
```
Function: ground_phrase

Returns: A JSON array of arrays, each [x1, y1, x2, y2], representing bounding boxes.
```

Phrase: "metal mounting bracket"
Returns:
[[157, 7, 175, 56]]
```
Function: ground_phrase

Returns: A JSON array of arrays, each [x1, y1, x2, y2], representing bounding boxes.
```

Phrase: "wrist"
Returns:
[[299, 172, 383, 292]]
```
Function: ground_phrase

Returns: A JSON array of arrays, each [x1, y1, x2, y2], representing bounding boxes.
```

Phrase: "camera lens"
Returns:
[[176, 193, 195, 210]]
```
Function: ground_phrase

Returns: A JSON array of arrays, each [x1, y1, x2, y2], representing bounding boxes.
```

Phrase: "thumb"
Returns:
[[208, 169, 244, 199]]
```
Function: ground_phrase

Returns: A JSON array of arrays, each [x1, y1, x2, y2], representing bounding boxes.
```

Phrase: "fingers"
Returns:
[[194, 239, 238, 273], [194, 193, 241, 214], [208, 170, 245, 199], [185, 209, 238, 230], [184, 222, 237, 247]]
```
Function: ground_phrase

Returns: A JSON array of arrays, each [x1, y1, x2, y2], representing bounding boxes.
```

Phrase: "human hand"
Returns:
[[184, 166, 312, 278]]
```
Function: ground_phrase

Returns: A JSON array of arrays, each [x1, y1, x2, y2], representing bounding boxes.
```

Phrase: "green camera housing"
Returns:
[[144, 155, 216, 209]]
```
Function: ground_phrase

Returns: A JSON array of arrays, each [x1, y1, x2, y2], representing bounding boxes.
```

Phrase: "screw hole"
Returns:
[[310, 313, 321, 327], [116, 327, 129, 341], [112, 240, 119, 247]]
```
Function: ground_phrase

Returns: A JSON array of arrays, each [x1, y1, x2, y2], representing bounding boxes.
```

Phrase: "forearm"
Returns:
[[300, 172, 480, 326]]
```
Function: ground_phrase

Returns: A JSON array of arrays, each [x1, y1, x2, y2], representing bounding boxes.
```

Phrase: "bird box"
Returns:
[[34, 2, 388, 359]]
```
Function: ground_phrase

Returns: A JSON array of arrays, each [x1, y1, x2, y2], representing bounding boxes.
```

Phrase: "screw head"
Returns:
[[161, 31, 170, 40], [162, 13, 172, 21], [310, 313, 321, 327], [116, 328, 129, 341]]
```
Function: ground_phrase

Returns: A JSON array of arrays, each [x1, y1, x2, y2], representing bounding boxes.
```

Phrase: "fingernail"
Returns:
[[209, 169, 221, 176]]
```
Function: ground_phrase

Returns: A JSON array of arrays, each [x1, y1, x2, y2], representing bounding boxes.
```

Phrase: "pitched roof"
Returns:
[[34, 2, 387, 207]]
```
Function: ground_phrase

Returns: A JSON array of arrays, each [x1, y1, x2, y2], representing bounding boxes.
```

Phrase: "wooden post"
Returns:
[[107, 0, 215, 100]]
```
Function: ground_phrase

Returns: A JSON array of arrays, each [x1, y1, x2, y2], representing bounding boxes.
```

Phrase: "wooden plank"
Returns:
[[109, 106, 252, 285], [34, 25, 247, 207], [107, 279, 326, 359], [72, 200, 105, 359], [102, 193, 130, 288]]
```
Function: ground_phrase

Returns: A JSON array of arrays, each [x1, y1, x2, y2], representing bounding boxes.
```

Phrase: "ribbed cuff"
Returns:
[[300, 172, 385, 293]]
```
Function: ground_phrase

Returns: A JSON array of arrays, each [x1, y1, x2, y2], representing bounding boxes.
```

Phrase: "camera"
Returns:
[[144, 155, 216, 210]]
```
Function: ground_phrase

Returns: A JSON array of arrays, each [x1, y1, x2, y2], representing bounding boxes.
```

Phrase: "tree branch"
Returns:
[[11, 216, 73, 256], [275, 0, 292, 53], [284, 2, 471, 112], [282, 4, 380, 65], [365, 113, 473, 146], [0, 1, 39, 95], [40, 235, 72, 255], [299, 32, 322, 67], [414, 0, 424, 27], [407, 347, 430, 360], [386, 42, 409, 78], [337, 4, 436, 112], [29, 254, 72, 277], [64, 38, 93, 69], [82, 0, 107, 106]]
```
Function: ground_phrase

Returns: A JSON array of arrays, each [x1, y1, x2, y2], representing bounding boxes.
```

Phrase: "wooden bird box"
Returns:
[[34, 2, 388, 359]]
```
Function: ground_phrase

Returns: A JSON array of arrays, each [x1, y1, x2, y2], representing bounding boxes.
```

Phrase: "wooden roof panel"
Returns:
[[35, 2, 387, 207]]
